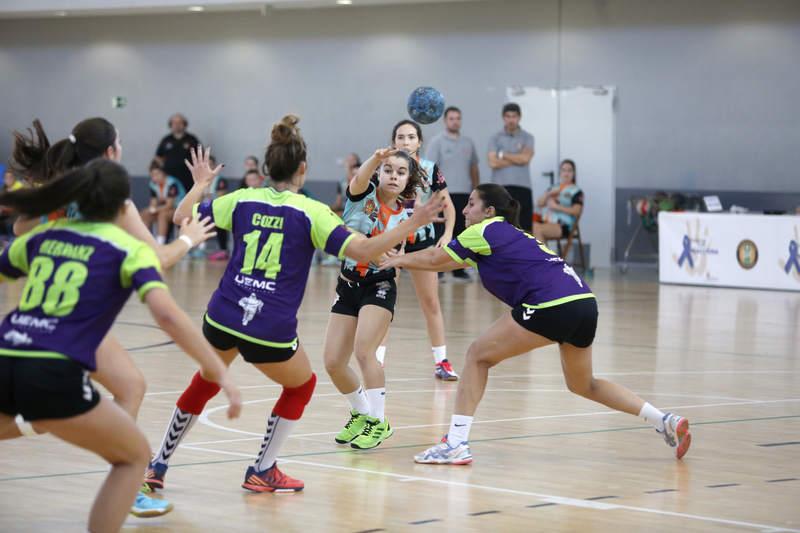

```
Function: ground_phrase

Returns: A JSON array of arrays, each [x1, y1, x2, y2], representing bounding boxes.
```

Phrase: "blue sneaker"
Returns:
[[414, 437, 472, 465], [130, 491, 173, 518]]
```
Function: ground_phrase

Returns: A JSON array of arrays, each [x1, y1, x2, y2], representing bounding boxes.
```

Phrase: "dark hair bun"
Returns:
[[271, 115, 301, 145]]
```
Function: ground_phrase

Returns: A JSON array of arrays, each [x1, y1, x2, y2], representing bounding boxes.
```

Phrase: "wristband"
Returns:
[[179, 235, 194, 249]]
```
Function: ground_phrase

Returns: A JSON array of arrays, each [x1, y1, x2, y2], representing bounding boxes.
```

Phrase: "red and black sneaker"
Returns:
[[434, 360, 459, 381], [242, 463, 304, 493]]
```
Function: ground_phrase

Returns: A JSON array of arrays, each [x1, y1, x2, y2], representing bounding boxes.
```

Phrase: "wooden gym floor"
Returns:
[[0, 263, 798, 532]]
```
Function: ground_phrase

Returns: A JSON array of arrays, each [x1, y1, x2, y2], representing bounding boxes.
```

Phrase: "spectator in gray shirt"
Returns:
[[487, 102, 535, 232], [426, 106, 479, 280]]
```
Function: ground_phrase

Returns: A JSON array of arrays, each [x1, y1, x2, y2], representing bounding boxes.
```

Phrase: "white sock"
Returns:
[[639, 402, 666, 431], [432, 345, 447, 364], [253, 414, 297, 472], [375, 345, 387, 366], [447, 414, 473, 444], [344, 386, 369, 415], [156, 235, 166, 245], [154, 407, 197, 466], [366, 388, 386, 421]]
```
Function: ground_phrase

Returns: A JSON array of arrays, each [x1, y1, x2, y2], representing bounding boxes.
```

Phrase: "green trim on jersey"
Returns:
[[137, 281, 169, 301], [196, 186, 352, 255], [442, 244, 478, 269], [522, 292, 596, 310], [337, 233, 357, 260], [0, 348, 69, 361], [204, 314, 298, 348], [7, 219, 162, 293], [457, 216, 502, 256]]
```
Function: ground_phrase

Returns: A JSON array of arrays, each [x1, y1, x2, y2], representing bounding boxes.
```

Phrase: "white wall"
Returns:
[[0, 0, 798, 192]]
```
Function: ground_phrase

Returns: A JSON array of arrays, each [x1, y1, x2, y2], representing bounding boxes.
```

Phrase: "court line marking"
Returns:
[[191, 396, 800, 444], [141, 369, 800, 397], [176, 445, 800, 532], [2, 415, 796, 484]]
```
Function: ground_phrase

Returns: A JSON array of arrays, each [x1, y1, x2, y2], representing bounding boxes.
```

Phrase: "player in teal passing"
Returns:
[[382, 184, 691, 465], [0, 159, 241, 532], [145, 116, 444, 493]]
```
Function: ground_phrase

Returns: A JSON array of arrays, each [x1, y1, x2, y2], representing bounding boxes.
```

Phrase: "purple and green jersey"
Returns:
[[194, 187, 354, 348], [444, 217, 594, 309], [0, 220, 166, 370]]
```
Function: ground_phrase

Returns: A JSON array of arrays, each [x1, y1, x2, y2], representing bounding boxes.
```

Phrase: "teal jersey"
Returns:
[[341, 179, 408, 282], [0, 220, 165, 370], [149, 175, 186, 205]]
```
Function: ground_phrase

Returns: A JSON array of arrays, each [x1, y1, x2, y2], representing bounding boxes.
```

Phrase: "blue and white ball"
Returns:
[[407, 87, 445, 125]]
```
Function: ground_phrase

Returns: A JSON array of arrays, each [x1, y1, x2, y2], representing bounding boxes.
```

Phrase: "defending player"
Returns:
[[381, 184, 692, 465]]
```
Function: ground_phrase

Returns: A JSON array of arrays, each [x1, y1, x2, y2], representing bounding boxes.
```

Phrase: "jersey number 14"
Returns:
[[241, 230, 284, 279]]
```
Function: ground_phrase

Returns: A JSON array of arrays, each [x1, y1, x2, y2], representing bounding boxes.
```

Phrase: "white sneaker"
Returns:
[[414, 437, 472, 465], [657, 413, 692, 459]]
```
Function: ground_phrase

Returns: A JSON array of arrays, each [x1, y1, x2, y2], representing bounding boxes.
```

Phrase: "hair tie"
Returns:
[[68, 134, 77, 144]]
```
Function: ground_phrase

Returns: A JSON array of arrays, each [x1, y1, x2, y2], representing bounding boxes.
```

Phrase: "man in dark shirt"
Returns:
[[155, 113, 200, 191]]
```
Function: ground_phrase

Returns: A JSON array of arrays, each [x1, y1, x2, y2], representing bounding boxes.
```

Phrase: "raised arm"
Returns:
[[118, 201, 215, 269], [174, 145, 223, 224], [349, 148, 396, 197]]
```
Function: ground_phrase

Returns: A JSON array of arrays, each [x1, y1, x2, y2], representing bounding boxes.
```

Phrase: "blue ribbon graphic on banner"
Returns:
[[785, 240, 799, 274], [677, 234, 694, 268]]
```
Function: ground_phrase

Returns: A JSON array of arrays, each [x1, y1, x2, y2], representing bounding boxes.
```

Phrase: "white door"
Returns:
[[559, 87, 615, 268], [509, 86, 616, 268], [506, 87, 559, 194]]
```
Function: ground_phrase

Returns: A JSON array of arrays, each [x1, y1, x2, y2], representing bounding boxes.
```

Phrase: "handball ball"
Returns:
[[407, 87, 445, 124]]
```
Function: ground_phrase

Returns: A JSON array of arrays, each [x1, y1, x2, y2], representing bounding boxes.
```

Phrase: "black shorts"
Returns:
[[560, 224, 571, 238], [202, 318, 298, 364], [511, 297, 598, 348], [331, 277, 397, 318], [0, 356, 100, 421]]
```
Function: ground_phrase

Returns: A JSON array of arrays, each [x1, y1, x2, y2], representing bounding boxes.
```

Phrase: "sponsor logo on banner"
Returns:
[[672, 219, 719, 278], [779, 226, 800, 282], [736, 239, 758, 270]]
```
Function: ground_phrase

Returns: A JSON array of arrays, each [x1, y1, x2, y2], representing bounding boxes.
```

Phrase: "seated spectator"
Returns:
[[241, 168, 265, 189], [140, 159, 186, 244], [244, 155, 259, 174], [533, 159, 583, 242]]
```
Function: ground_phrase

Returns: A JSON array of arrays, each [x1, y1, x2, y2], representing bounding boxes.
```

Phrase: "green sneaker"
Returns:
[[334, 410, 369, 444], [350, 416, 393, 450]]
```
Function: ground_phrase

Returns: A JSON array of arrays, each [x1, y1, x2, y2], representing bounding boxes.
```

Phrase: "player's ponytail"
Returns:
[[475, 183, 521, 228], [0, 159, 130, 222], [11, 117, 118, 184], [264, 114, 307, 183]]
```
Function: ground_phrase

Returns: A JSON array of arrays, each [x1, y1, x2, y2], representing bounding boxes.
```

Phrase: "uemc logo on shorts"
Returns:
[[672, 219, 718, 277]]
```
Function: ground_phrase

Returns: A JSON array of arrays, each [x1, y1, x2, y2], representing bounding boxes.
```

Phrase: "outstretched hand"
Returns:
[[185, 145, 224, 189]]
